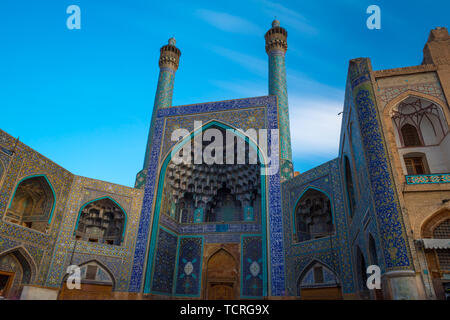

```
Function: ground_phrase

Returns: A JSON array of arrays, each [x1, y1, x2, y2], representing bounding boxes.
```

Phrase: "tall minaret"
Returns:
[[265, 20, 293, 181], [135, 38, 181, 189]]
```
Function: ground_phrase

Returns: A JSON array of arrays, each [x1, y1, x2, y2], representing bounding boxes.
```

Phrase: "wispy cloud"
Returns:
[[209, 78, 343, 159], [206, 39, 344, 159], [196, 9, 263, 35], [260, 0, 318, 35], [208, 45, 267, 76], [287, 70, 344, 101], [289, 95, 343, 157]]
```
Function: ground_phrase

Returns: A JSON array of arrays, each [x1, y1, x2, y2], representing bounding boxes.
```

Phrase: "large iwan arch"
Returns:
[[143, 120, 269, 297]]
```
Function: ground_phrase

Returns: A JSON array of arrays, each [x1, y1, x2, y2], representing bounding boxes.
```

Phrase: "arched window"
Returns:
[[294, 188, 334, 242], [401, 124, 422, 147], [393, 97, 448, 148], [403, 153, 428, 175], [0, 247, 36, 299], [59, 260, 115, 299], [78, 261, 114, 286], [5, 175, 55, 232], [297, 261, 341, 299], [392, 97, 450, 174], [344, 156, 356, 217], [433, 219, 450, 239], [433, 219, 450, 272], [368, 234, 378, 266], [75, 198, 126, 246]]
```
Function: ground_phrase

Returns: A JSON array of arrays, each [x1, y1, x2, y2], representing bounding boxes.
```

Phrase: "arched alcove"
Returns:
[[75, 197, 126, 246], [5, 175, 55, 233], [420, 209, 450, 300], [391, 96, 450, 174], [421, 208, 450, 238], [293, 188, 334, 242], [431, 218, 450, 276], [59, 260, 115, 300], [143, 120, 268, 295], [0, 247, 37, 299], [297, 260, 342, 300]]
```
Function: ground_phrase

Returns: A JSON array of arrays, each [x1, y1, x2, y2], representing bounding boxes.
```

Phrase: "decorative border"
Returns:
[[129, 96, 286, 296], [406, 173, 450, 184], [350, 59, 412, 270]]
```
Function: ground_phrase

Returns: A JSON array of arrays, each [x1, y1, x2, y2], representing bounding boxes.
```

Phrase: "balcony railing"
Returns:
[[406, 173, 450, 185]]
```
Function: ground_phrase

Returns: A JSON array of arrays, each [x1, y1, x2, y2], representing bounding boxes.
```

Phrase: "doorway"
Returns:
[[0, 271, 14, 298], [205, 249, 238, 300], [207, 282, 234, 300]]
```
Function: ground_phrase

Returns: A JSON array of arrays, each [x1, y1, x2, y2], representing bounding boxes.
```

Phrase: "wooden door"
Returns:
[[59, 283, 113, 300], [300, 286, 343, 300], [207, 282, 234, 300], [205, 249, 239, 300]]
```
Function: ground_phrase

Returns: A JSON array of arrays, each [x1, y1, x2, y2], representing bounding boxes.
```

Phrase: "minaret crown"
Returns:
[[159, 38, 181, 71], [265, 21, 288, 54]]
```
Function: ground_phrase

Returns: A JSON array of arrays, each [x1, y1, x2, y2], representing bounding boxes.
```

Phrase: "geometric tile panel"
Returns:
[[174, 237, 203, 297], [241, 236, 263, 298], [350, 58, 412, 270], [151, 228, 178, 294]]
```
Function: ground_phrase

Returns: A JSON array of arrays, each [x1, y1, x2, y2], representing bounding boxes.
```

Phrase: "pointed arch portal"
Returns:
[[297, 260, 342, 300], [58, 260, 115, 300], [6, 174, 56, 233], [142, 120, 269, 297], [129, 96, 283, 296], [205, 249, 238, 300], [0, 246, 37, 299]]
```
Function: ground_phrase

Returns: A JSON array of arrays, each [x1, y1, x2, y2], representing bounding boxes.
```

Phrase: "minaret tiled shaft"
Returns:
[[135, 38, 181, 189], [265, 20, 293, 181]]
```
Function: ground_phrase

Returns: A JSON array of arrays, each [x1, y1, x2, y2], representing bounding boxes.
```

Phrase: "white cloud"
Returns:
[[209, 78, 344, 158], [287, 70, 344, 101], [289, 95, 343, 157], [196, 9, 263, 35], [208, 45, 267, 76]]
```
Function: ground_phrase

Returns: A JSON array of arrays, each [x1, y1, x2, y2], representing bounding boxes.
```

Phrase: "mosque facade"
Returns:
[[0, 21, 449, 300]]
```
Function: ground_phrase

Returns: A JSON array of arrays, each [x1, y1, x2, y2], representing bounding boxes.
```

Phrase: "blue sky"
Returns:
[[1, 0, 448, 187]]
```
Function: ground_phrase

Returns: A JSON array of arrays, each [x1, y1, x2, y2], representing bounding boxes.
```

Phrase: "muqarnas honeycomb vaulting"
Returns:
[[0, 21, 450, 300]]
